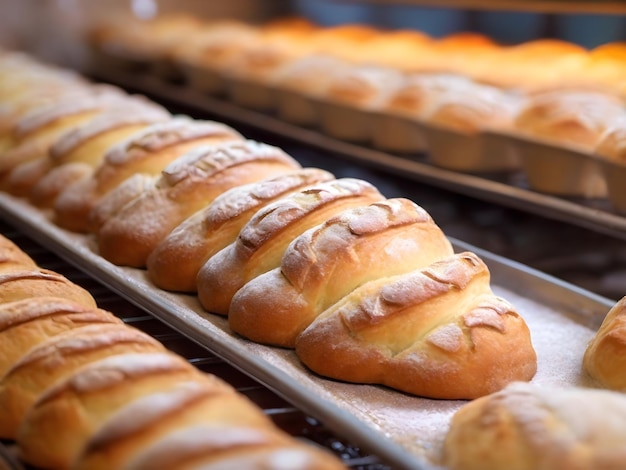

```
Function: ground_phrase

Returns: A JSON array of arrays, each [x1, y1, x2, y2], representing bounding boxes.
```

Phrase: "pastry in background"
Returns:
[[514, 89, 626, 151]]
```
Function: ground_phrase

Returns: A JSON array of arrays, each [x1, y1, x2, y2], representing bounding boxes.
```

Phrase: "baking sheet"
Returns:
[[0, 193, 615, 470], [92, 70, 626, 242]]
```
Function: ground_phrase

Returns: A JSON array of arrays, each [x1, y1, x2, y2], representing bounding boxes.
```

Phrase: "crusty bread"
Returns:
[[594, 120, 626, 163], [96, 140, 302, 268], [0, 297, 121, 378], [71, 379, 338, 470], [75, 391, 345, 470], [514, 89, 626, 151], [0, 323, 164, 439], [3, 96, 170, 198], [197, 177, 385, 315], [583, 296, 626, 391], [0, 234, 38, 273], [0, 88, 124, 182], [53, 116, 244, 233], [443, 381, 626, 470], [88, 173, 157, 234], [229, 198, 454, 347], [147, 167, 335, 292], [16, 351, 210, 470], [295, 252, 537, 399], [0, 269, 97, 307]]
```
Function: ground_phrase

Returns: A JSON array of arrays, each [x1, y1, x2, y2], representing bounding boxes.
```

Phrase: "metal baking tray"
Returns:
[[0, 193, 615, 470], [90, 71, 626, 242]]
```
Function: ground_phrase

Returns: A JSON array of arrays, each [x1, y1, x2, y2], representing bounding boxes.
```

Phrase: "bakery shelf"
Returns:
[[0, 191, 615, 470], [92, 70, 626, 243]]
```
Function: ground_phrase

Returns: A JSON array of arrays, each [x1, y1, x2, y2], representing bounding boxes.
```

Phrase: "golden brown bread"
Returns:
[[3, 97, 170, 198], [583, 296, 626, 391], [229, 198, 455, 348], [87, 173, 157, 234], [594, 121, 626, 163], [196, 177, 385, 315], [146, 167, 335, 292], [0, 269, 97, 307], [72, 379, 344, 470], [0, 297, 121, 378], [0, 234, 38, 273], [514, 89, 626, 151], [53, 116, 244, 233], [0, 85, 127, 182], [0, 323, 164, 439], [16, 351, 210, 470], [443, 381, 626, 470], [96, 139, 302, 267], [295, 252, 537, 399]]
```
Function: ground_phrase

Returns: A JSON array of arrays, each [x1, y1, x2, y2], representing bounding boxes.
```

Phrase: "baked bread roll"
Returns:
[[443, 381, 626, 470], [73, 380, 345, 470], [88, 173, 157, 234], [514, 89, 626, 151], [0, 234, 38, 273], [0, 269, 97, 307], [229, 198, 455, 348], [0, 85, 127, 180], [16, 351, 212, 470], [96, 140, 302, 267], [0, 323, 164, 439], [197, 177, 385, 315], [0, 297, 121, 378], [295, 251, 537, 399], [426, 82, 523, 135], [594, 119, 626, 163], [15, 101, 171, 203], [146, 167, 335, 292], [583, 295, 626, 391], [53, 116, 244, 233]]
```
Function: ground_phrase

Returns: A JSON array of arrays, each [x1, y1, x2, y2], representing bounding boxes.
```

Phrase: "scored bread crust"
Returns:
[[146, 167, 335, 292], [0, 323, 164, 439], [583, 296, 626, 391], [0, 296, 122, 377], [228, 198, 455, 348], [16, 351, 208, 470], [197, 177, 385, 315], [96, 140, 302, 267], [4, 98, 170, 199], [443, 382, 626, 470], [0, 269, 97, 307], [0, 234, 38, 273], [53, 117, 244, 233], [295, 252, 537, 399]]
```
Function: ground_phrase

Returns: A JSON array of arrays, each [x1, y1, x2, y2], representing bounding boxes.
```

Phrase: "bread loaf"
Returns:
[[53, 116, 244, 232], [197, 177, 384, 315], [16, 351, 210, 469], [0, 85, 126, 180], [295, 252, 537, 399], [74, 383, 346, 470], [443, 382, 626, 470], [96, 139, 302, 267], [147, 167, 335, 292], [0, 297, 121, 378], [0, 323, 164, 438], [229, 198, 454, 347], [0, 269, 97, 307], [514, 89, 626, 151], [583, 295, 626, 391], [0, 234, 38, 273], [4, 96, 169, 198]]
